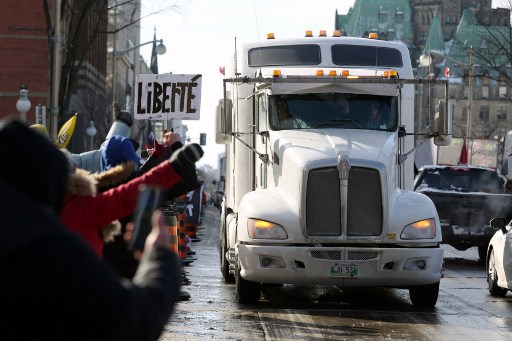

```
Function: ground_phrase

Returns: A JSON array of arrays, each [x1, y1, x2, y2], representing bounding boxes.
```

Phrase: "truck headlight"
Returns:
[[247, 219, 288, 239], [401, 218, 436, 239]]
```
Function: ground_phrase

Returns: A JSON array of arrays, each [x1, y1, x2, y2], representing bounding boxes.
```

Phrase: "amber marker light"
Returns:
[[272, 70, 282, 77], [369, 32, 377, 39], [316, 70, 324, 76], [333, 30, 341, 37], [328, 70, 337, 76], [319, 30, 327, 37], [341, 70, 349, 77], [305, 30, 313, 37], [267, 33, 275, 39], [390, 70, 398, 78]]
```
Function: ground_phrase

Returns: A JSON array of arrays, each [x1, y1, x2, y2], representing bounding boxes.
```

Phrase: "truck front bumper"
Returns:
[[238, 244, 443, 287]]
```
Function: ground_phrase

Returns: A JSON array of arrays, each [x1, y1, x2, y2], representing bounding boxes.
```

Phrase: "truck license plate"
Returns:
[[330, 263, 359, 278]]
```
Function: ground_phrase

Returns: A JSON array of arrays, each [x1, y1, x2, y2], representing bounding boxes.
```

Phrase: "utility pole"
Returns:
[[50, 0, 62, 141]]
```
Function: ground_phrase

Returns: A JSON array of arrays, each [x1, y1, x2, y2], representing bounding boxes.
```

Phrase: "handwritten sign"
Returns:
[[134, 74, 202, 120]]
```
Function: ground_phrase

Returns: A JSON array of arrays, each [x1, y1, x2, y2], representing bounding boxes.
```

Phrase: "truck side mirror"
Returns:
[[433, 100, 452, 146], [215, 99, 233, 144]]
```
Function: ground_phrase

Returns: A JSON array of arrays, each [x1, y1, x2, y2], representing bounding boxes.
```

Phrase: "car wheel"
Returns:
[[487, 249, 508, 297], [235, 261, 261, 304], [409, 281, 439, 308]]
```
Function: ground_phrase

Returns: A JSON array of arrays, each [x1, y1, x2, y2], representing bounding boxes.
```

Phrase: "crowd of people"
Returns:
[[0, 106, 205, 340]]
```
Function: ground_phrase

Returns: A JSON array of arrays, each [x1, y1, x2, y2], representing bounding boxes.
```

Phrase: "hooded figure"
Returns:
[[0, 117, 184, 340]]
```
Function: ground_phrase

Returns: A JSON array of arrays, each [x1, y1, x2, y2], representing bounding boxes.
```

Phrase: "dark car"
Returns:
[[414, 165, 512, 260]]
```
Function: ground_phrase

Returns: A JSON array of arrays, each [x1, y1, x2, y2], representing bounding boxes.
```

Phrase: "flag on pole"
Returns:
[[55, 113, 78, 148], [150, 28, 159, 74], [444, 67, 450, 78], [459, 138, 468, 164]]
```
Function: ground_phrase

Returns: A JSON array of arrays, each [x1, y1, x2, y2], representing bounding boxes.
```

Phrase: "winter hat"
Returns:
[[29, 124, 50, 139], [100, 135, 140, 172], [0, 117, 69, 213]]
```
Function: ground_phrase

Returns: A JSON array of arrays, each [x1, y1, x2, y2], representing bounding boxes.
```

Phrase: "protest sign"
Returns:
[[134, 74, 202, 120]]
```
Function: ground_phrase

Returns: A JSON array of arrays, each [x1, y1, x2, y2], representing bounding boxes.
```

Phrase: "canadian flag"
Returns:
[[444, 67, 450, 77]]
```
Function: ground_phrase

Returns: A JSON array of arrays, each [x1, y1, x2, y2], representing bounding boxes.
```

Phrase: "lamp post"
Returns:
[[16, 85, 31, 123], [111, 39, 166, 103], [85, 121, 97, 150]]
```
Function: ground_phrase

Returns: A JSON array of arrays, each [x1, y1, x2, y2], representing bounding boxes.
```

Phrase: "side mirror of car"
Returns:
[[490, 217, 508, 234]]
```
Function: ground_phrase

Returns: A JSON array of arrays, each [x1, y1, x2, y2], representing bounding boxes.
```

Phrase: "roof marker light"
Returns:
[[328, 70, 337, 76], [390, 70, 398, 78], [267, 33, 275, 39], [383, 70, 390, 78], [319, 30, 327, 37], [305, 30, 313, 37], [333, 30, 341, 37], [369, 32, 378, 39], [316, 70, 324, 76], [341, 70, 349, 77], [272, 70, 281, 77]]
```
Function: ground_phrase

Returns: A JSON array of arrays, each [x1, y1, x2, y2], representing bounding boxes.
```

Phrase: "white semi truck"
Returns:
[[216, 31, 452, 307]]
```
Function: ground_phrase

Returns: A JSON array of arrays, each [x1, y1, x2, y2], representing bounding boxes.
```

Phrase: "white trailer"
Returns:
[[216, 31, 451, 307]]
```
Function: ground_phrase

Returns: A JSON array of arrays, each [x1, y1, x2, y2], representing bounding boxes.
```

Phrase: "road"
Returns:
[[159, 206, 512, 341]]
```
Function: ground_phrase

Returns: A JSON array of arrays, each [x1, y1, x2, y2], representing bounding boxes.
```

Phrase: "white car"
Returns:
[[487, 218, 512, 296]]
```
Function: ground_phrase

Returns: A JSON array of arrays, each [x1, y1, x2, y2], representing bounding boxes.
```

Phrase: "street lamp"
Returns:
[[16, 85, 31, 123], [85, 121, 97, 150], [111, 39, 167, 104]]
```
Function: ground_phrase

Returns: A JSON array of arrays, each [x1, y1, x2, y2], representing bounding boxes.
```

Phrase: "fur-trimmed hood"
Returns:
[[94, 161, 137, 191]]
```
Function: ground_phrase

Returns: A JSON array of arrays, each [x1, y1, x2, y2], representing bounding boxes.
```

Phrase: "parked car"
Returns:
[[487, 218, 512, 296], [414, 165, 512, 260]]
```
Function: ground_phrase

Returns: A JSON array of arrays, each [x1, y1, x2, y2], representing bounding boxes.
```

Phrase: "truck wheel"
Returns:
[[235, 262, 261, 304], [478, 245, 487, 262], [409, 281, 439, 308], [487, 249, 508, 297], [220, 235, 235, 283]]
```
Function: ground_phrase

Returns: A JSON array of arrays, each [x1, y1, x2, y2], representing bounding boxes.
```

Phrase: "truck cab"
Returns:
[[216, 31, 451, 307]]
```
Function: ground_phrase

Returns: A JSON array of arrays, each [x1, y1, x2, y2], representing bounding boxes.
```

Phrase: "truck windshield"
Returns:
[[268, 93, 398, 131]]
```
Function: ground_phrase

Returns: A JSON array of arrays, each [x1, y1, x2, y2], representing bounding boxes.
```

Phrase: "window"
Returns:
[[479, 106, 490, 121], [497, 107, 507, 121], [331, 45, 403, 67], [499, 86, 507, 99], [248, 45, 321, 67], [396, 12, 404, 23], [379, 12, 387, 23], [481, 86, 489, 99]]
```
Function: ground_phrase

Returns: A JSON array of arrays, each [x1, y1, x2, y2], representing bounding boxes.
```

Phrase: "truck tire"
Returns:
[[220, 235, 235, 283], [235, 262, 261, 304], [409, 281, 439, 308], [487, 249, 508, 297]]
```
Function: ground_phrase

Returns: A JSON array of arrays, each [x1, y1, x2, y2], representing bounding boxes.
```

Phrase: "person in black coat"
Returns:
[[0, 117, 201, 340]]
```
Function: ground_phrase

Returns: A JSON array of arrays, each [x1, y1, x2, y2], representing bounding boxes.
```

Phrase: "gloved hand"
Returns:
[[169, 143, 203, 174], [153, 139, 166, 158]]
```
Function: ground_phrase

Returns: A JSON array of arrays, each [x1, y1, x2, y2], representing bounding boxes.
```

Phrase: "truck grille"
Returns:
[[306, 166, 382, 237]]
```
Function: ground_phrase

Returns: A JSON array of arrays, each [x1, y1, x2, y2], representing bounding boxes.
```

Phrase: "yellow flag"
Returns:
[[55, 113, 78, 148]]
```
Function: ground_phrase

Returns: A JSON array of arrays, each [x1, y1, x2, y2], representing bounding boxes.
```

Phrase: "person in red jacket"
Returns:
[[59, 135, 203, 257]]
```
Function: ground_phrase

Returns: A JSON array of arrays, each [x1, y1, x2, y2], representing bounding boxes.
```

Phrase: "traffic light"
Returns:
[[200, 133, 206, 146]]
